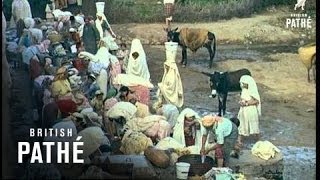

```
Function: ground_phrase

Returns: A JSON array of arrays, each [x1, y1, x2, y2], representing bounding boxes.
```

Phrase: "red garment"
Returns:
[[73, 58, 86, 72], [30, 59, 42, 80], [129, 85, 150, 105], [164, 3, 174, 17], [56, 99, 77, 117], [215, 146, 224, 159], [185, 135, 195, 146]]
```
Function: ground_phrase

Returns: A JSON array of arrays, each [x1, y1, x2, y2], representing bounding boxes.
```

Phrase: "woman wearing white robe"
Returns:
[[172, 108, 205, 154], [11, 0, 32, 23], [237, 75, 261, 146], [126, 39, 151, 81]]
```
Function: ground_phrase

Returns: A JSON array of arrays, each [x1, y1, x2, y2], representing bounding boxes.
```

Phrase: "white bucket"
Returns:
[[165, 42, 178, 63], [96, 2, 105, 13], [176, 162, 190, 180]]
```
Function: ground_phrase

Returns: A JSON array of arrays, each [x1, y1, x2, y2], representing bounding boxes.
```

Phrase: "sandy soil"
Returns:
[[111, 9, 316, 148]]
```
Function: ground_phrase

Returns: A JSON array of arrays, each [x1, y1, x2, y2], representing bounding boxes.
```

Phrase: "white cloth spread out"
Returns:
[[251, 141, 281, 160], [126, 39, 150, 81], [113, 74, 154, 89]]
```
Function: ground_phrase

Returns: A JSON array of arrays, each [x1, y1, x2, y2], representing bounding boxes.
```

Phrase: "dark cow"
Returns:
[[166, 27, 216, 68], [202, 68, 251, 116]]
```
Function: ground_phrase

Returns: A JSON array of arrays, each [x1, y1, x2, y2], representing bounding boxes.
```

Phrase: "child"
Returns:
[[116, 42, 129, 73]]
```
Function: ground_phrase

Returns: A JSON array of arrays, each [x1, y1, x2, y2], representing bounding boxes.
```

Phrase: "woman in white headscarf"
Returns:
[[11, 0, 32, 23], [237, 75, 261, 146], [95, 12, 118, 51], [127, 39, 150, 81], [172, 108, 204, 154]]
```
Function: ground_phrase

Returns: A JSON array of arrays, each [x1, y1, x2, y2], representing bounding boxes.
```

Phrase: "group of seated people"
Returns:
[[10, 11, 245, 178]]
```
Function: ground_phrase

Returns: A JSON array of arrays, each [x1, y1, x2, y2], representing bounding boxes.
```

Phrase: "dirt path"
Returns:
[[112, 9, 315, 45]]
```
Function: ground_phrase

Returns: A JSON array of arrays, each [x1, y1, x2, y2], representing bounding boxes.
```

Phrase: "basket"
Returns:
[[177, 154, 215, 177]]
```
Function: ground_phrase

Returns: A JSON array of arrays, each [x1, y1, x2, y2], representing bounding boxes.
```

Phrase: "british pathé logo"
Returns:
[[286, 14, 312, 29]]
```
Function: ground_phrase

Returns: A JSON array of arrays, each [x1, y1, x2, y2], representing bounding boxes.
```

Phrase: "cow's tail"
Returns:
[[212, 33, 216, 60], [208, 32, 216, 60]]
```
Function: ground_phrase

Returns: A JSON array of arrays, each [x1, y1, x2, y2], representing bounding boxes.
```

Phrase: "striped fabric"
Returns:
[[164, 3, 174, 17]]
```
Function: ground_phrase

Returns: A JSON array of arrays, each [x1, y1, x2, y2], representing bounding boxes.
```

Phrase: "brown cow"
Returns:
[[166, 27, 217, 68]]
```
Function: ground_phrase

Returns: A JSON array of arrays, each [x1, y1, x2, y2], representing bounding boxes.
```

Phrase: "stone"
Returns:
[[229, 150, 284, 179], [306, 108, 314, 112]]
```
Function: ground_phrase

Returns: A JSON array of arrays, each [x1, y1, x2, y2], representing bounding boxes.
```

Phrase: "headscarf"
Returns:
[[95, 12, 107, 39], [54, 66, 67, 81], [240, 75, 261, 116], [172, 108, 201, 147], [78, 127, 106, 158], [106, 102, 137, 122], [12, 0, 32, 23], [161, 104, 179, 129], [127, 39, 150, 81], [56, 99, 77, 117], [157, 43, 183, 107], [201, 115, 223, 128], [36, 39, 51, 53]]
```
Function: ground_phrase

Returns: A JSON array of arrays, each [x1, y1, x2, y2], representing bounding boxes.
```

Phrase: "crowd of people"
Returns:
[[5, 0, 264, 178]]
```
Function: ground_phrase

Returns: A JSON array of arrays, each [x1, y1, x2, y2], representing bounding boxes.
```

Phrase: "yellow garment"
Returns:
[[106, 102, 137, 121], [51, 79, 72, 98], [251, 141, 280, 160], [158, 60, 183, 107], [90, 97, 104, 113], [124, 115, 165, 133], [179, 28, 209, 52], [113, 73, 154, 88], [135, 102, 150, 118], [120, 130, 153, 155]]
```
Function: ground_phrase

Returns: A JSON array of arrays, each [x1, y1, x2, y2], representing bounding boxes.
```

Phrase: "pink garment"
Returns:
[[144, 120, 171, 141], [129, 85, 150, 105], [36, 40, 51, 53], [110, 62, 121, 82], [104, 97, 118, 111]]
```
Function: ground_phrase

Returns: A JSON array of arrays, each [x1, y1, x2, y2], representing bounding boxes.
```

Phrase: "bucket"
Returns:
[[165, 42, 178, 63], [176, 162, 190, 180], [96, 2, 105, 13]]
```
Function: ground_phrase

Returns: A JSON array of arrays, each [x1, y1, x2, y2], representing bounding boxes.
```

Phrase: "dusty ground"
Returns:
[[111, 9, 316, 148]]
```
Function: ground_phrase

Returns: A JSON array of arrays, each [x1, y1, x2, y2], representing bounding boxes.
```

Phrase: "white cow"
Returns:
[[294, 0, 307, 10]]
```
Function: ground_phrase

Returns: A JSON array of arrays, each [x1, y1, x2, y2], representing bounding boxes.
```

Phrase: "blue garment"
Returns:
[[85, 83, 100, 100], [22, 46, 40, 65]]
